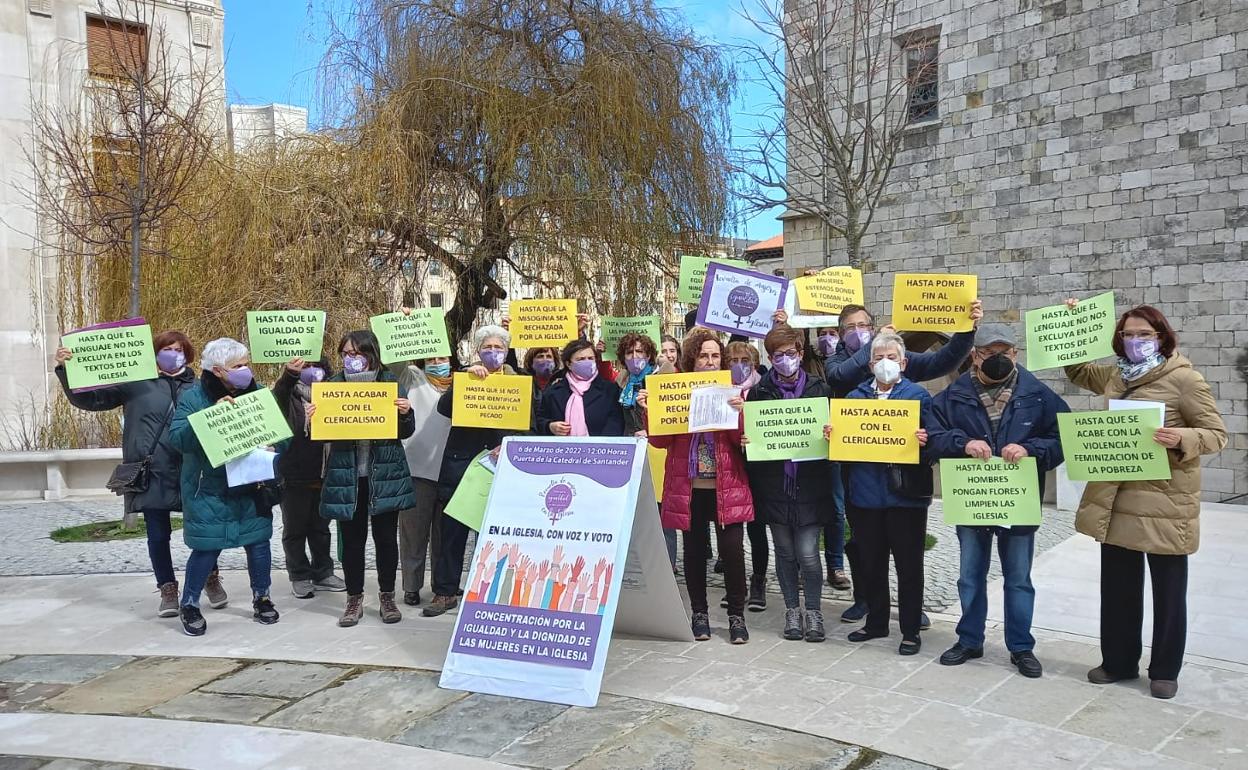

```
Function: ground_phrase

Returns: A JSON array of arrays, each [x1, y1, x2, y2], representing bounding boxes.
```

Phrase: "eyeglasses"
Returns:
[[1118, 331, 1159, 341], [772, 349, 800, 358]]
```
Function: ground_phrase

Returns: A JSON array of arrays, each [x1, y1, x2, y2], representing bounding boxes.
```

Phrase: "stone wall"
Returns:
[[783, 0, 1248, 500]]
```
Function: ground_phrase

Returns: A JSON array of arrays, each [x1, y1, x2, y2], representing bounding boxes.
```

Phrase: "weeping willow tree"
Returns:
[[322, 0, 735, 344]]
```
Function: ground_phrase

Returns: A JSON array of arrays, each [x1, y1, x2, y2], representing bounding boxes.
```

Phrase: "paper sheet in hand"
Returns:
[[688, 385, 740, 432], [225, 449, 276, 487], [1109, 399, 1166, 424]]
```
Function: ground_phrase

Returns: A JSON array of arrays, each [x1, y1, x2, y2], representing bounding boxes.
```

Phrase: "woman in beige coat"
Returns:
[[1064, 302, 1226, 700]]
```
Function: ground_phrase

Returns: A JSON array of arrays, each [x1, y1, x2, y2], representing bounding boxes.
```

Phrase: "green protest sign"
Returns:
[[939, 457, 1042, 526], [601, 315, 663, 352], [1024, 291, 1116, 371], [743, 397, 830, 462], [677, 255, 749, 305], [246, 310, 326, 363], [445, 452, 494, 531], [371, 309, 452, 365], [1057, 408, 1172, 481], [187, 389, 294, 468], [62, 320, 157, 390]]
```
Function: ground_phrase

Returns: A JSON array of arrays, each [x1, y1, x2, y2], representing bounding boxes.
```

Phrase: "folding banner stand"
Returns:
[[439, 437, 691, 707]]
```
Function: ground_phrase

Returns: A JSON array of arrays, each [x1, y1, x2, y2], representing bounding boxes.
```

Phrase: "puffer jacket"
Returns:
[[745, 371, 834, 528], [1065, 354, 1226, 555], [842, 377, 937, 510], [167, 372, 290, 551], [650, 427, 754, 530], [318, 369, 417, 521]]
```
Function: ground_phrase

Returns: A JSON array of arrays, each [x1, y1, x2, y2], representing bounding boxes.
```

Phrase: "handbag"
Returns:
[[886, 463, 934, 499], [105, 392, 179, 497]]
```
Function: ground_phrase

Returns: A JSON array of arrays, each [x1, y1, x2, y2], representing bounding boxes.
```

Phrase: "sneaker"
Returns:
[[205, 570, 228, 609], [719, 595, 729, 609], [313, 575, 347, 592], [379, 592, 402, 624], [804, 610, 826, 643], [828, 569, 852, 591], [728, 614, 749, 645], [840, 601, 868, 623], [421, 594, 459, 618], [404, 591, 421, 606], [339, 593, 364, 627], [747, 574, 766, 612], [940, 644, 985, 666], [180, 605, 206, 636], [1011, 651, 1043, 678], [691, 612, 711, 641], [920, 612, 931, 631], [253, 597, 280, 625], [782, 608, 804, 641], [158, 581, 179, 618], [291, 580, 315, 600]]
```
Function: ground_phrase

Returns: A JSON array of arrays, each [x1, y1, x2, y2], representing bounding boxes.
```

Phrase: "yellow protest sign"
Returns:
[[645, 371, 732, 436], [452, 372, 533, 430], [647, 444, 666, 500], [828, 398, 921, 464], [793, 267, 864, 315], [510, 299, 578, 347], [310, 382, 398, 440], [891, 273, 978, 332]]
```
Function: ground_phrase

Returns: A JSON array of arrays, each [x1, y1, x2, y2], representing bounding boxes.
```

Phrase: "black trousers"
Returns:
[[684, 489, 747, 616], [340, 479, 399, 595], [747, 519, 768, 578], [1100, 543, 1188, 681], [280, 482, 334, 582], [847, 504, 926, 638], [433, 511, 472, 598]]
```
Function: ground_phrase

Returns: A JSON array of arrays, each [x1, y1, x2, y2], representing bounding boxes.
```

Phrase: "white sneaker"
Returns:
[[313, 575, 347, 592]]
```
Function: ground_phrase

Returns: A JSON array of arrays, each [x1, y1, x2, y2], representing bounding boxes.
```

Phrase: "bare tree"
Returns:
[[737, 0, 936, 268], [30, 0, 221, 323]]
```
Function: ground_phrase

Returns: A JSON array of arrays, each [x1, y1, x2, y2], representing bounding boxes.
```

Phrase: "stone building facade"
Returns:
[[783, 0, 1248, 500]]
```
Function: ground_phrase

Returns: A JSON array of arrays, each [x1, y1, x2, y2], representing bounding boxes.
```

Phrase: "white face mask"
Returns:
[[873, 358, 902, 385]]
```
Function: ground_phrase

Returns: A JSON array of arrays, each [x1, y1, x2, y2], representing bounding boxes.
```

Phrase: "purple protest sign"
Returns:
[[452, 601, 604, 670], [505, 440, 638, 488], [695, 262, 788, 339]]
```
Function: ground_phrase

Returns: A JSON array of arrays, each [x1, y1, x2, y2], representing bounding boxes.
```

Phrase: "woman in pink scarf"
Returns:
[[536, 340, 626, 437]]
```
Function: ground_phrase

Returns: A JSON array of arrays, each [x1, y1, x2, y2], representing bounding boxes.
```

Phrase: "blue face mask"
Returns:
[[426, 362, 451, 377]]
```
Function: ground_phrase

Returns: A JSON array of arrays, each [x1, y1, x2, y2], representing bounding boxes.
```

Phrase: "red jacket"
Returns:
[[649, 428, 754, 530]]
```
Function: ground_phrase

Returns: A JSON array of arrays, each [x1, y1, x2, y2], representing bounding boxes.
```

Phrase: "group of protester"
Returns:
[[53, 288, 1226, 700]]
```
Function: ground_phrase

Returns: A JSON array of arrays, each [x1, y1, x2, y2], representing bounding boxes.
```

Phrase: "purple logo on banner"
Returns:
[[505, 441, 638, 488], [542, 481, 576, 524], [726, 285, 760, 318]]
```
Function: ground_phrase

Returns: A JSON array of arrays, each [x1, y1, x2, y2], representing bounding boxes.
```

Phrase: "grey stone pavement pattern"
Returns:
[[0, 758, 172, 770], [0, 498, 1076, 612]]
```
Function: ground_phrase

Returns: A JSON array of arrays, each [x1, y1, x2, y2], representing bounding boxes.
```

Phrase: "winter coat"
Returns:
[[842, 377, 937, 511], [167, 372, 290, 551], [271, 360, 333, 485], [650, 427, 754, 530], [55, 365, 196, 513], [929, 367, 1070, 531], [318, 369, 417, 521], [825, 330, 974, 397], [1065, 355, 1226, 556], [615, 360, 675, 435], [745, 371, 834, 527], [435, 363, 532, 504], [537, 375, 626, 437]]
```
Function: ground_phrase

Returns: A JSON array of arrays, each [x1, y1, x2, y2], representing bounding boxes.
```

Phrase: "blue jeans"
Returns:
[[956, 526, 1036, 652], [823, 464, 846, 571], [181, 541, 272, 608], [142, 509, 176, 586], [771, 523, 823, 611]]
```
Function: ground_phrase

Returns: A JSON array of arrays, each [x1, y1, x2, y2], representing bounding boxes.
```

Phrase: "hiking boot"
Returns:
[[728, 614, 749, 645], [379, 592, 402, 624], [158, 582, 179, 618], [805, 610, 826, 643], [1150, 679, 1178, 699], [828, 569, 852, 591], [180, 605, 206, 636], [291, 580, 315, 600], [782, 608, 804, 641], [339, 593, 364, 627], [840, 601, 868, 623], [940, 644, 984, 666], [1011, 651, 1043, 679], [404, 591, 421, 606], [314, 575, 347, 592], [747, 574, 767, 612], [691, 612, 711, 641], [253, 597, 280, 625], [205, 570, 228, 609], [421, 594, 459, 618]]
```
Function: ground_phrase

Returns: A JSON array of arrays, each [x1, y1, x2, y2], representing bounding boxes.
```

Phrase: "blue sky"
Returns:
[[219, 0, 783, 241]]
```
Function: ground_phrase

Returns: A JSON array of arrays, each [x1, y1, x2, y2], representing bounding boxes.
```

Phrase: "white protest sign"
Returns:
[[695, 262, 788, 339], [687, 385, 740, 433]]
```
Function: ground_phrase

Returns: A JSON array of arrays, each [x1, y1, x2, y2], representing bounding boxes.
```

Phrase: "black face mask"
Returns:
[[979, 353, 1015, 383]]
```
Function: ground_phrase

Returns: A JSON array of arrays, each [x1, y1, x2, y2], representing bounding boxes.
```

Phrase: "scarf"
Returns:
[[1118, 353, 1165, 383], [295, 382, 313, 436], [738, 369, 762, 393], [565, 373, 593, 436], [970, 368, 1017, 441], [425, 372, 453, 391], [774, 369, 807, 498], [343, 369, 378, 476], [619, 362, 654, 408]]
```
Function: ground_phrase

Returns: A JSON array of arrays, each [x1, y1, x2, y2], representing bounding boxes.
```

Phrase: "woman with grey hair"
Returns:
[[167, 338, 290, 636], [423, 324, 532, 617]]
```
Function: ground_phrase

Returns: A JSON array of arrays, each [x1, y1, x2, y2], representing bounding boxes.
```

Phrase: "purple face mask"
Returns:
[[817, 334, 839, 357], [570, 359, 598, 381], [223, 366, 253, 390], [625, 357, 649, 376], [772, 353, 801, 378], [342, 354, 369, 374], [299, 366, 325, 386], [729, 362, 754, 385], [480, 348, 507, 370], [156, 349, 185, 374], [1124, 337, 1158, 364], [844, 329, 872, 353], [532, 358, 555, 377]]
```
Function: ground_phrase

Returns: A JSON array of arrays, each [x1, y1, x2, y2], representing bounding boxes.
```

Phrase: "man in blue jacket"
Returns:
[[929, 323, 1069, 678]]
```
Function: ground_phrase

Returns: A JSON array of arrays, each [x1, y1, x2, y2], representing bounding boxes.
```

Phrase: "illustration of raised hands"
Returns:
[[594, 557, 608, 585], [515, 555, 532, 576], [551, 545, 565, 566], [559, 563, 572, 584], [477, 540, 495, 569], [537, 560, 551, 583], [571, 555, 586, 583]]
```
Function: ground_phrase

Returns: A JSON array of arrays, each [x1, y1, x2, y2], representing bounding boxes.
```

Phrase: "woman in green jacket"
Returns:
[[168, 337, 290, 637]]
